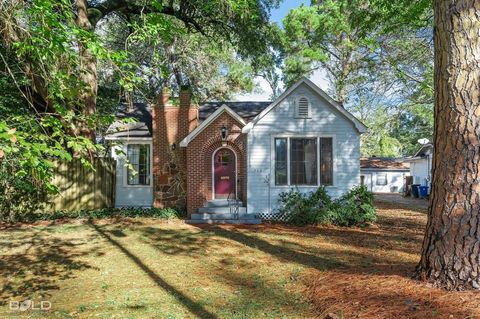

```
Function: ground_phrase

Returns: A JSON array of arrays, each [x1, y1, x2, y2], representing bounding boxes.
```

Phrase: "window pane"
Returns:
[[290, 138, 317, 185], [376, 173, 387, 185], [127, 144, 150, 185], [320, 138, 333, 186], [275, 138, 288, 185]]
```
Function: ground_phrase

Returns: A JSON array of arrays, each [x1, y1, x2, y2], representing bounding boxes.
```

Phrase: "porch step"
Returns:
[[191, 213, 257, 220], [205, 200, 244, 208], [186, 219, 262, 225], [198, 206, 247, 214]]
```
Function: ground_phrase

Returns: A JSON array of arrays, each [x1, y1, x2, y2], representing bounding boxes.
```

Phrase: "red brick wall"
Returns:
[[185, 112, 247, 215], [152, 88, 198, 209]]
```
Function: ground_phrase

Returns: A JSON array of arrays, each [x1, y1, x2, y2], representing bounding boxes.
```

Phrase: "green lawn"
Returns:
[[1, 202, 479, 319], [0, 219, 314, 319]]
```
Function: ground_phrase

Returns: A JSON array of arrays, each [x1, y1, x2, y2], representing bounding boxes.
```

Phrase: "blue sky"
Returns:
[[270, 0, 309, 25], [236, 0, 330, 101]]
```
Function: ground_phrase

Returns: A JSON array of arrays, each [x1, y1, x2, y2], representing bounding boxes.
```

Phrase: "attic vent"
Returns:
[[297, 97, 310, 118]]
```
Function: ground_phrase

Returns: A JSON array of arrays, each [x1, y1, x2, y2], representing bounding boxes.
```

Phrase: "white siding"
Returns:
[[360, 170, 409, 193], [247, 83, 361, 215], [410, 157, 432, 188], [111, 142, 153, 207]]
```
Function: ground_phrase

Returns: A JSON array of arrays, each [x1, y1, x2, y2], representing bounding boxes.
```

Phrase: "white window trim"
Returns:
[[295, 95, 312, 119], [122, 141, 153, 188], [270, 134, 336, 188]]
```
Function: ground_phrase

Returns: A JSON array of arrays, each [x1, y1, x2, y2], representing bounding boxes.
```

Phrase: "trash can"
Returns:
[[419, 186, 429, 199], [411, 184, 421, 198]]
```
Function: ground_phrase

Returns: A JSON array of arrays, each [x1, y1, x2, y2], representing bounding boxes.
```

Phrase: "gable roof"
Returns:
[[105, 101, 270, 140], [105, 103, 153, 139], [199, 101, 270, 123], [241, 77, 368, 134], [414, 143, 433, 157], [179, 104, 246, 147], [361, 157, 409, 170]]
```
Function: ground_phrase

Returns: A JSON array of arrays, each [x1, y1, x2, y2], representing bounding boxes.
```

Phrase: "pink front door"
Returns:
[[213, 148, 236, 199]]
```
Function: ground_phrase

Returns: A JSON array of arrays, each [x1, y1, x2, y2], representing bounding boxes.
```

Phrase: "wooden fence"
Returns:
[[49, 158, 116, 211]]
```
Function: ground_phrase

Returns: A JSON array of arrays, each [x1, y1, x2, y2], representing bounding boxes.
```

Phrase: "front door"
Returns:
[[214, 148, 236, 199]]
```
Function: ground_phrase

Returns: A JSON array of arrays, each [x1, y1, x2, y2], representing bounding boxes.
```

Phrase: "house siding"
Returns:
[[360, 169, 409, 193], [111, 143, 153, 207], [247, 83, 361, 215]]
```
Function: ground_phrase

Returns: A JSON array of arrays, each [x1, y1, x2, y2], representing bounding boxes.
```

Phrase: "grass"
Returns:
[[0, 201, 479, 318]]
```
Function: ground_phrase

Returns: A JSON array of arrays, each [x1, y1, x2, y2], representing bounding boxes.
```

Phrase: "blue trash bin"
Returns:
[[411, 184, 420, 198], [419, 186, 429, 198]]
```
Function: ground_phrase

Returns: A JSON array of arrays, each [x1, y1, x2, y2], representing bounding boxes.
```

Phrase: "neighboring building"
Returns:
[[105, 77, 368, 223], [403, 144, 433, 190], [360, 158, 410, 193]]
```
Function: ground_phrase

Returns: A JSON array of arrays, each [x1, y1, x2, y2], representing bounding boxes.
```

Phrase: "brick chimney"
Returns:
[[152, 87, 198, 210]]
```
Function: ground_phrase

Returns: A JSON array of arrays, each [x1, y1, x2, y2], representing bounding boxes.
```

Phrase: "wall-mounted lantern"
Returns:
[[220, 125, 228, 141]]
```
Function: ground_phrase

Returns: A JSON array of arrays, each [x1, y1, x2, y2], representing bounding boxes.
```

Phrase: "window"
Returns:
[[376, 173, 387, 186], [127, 144, 150, 185], [320, 137, 333, 186], [291, 138, 317, 185], [274, 137, 333, 186], [296, 97, 310, 118], [275, 138, 288, 185]]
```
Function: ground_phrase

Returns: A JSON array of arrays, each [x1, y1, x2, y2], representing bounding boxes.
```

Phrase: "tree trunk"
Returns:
[[76, 0, 97, 142], [416, 0, 480, 290]]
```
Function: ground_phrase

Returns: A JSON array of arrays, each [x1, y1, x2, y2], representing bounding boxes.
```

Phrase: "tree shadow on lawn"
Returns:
[[136, 226, 313, 317], [0, 226, 100, 304], [88, 221, 219, 319]]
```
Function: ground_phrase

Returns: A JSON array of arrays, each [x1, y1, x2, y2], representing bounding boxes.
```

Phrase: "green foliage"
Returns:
[[1, 207, 184, 223], [278, 186, 376, 227], [280, 1, 434, 157]]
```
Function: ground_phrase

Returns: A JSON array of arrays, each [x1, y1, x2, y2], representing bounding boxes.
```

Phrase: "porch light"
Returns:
[[221, 125, 228, 141]]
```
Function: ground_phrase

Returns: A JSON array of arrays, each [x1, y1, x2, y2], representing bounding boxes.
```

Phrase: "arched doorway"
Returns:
[[213, 148, 236, 199]]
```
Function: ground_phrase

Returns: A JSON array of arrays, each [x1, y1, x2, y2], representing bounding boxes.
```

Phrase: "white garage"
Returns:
[[360, 158, 410, 193]]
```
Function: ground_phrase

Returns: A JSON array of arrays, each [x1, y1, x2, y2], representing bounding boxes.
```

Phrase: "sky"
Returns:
[[235, 0, 330, 101]]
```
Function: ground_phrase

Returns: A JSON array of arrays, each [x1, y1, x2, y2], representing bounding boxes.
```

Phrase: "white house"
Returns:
[[105, 77, 368, 224], [403, 144, 433, 191], [360, 158, 410, 193]]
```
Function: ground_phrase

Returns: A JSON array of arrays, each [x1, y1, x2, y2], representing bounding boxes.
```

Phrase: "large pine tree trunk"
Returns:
[[76, 0, 97, 142], [416, 0, 480, 290]]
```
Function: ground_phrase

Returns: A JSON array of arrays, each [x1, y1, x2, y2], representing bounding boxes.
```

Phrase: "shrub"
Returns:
[[278, 186, 333, 226], [278, 186, 376, 227], [0, 207, 185, 223], [0, 160, 52, 222], [331, 186, 376, 227]]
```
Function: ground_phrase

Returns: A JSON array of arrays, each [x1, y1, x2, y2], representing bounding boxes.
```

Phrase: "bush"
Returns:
[[0, 207, 185, 223], [0, 160, 52, 222], [278, 186, 376, 227]]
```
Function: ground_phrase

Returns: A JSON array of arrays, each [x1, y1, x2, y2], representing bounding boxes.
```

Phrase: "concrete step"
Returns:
[[186, 219, 262, 225], [191, 213, 258, 220], [205, 200, 244, 208], [198, 206, 247, 214]]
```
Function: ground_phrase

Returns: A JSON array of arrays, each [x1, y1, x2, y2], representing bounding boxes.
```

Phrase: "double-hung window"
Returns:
[[127, 144, 151, 185], [274, 137, 333, 186]]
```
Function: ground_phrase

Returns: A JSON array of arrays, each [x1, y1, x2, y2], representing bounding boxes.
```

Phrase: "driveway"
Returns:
[[374, 193, 429, 211]]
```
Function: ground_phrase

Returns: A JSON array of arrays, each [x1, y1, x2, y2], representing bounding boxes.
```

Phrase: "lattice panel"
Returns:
[[257, 212, 292, 222]]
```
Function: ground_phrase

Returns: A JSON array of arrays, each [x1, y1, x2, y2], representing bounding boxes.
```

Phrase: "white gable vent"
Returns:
[[296, 97, 310, 118]]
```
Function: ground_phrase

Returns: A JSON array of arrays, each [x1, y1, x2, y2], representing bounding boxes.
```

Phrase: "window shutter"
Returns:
[[297, 98, 309, 117]]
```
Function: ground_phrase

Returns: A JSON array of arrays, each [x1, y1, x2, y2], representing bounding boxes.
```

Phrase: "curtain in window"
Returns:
[[127, 144, 150, 185], [275, 138, 288, 185], [320, 138, 333, 185], [291, 138, 317, 185]]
